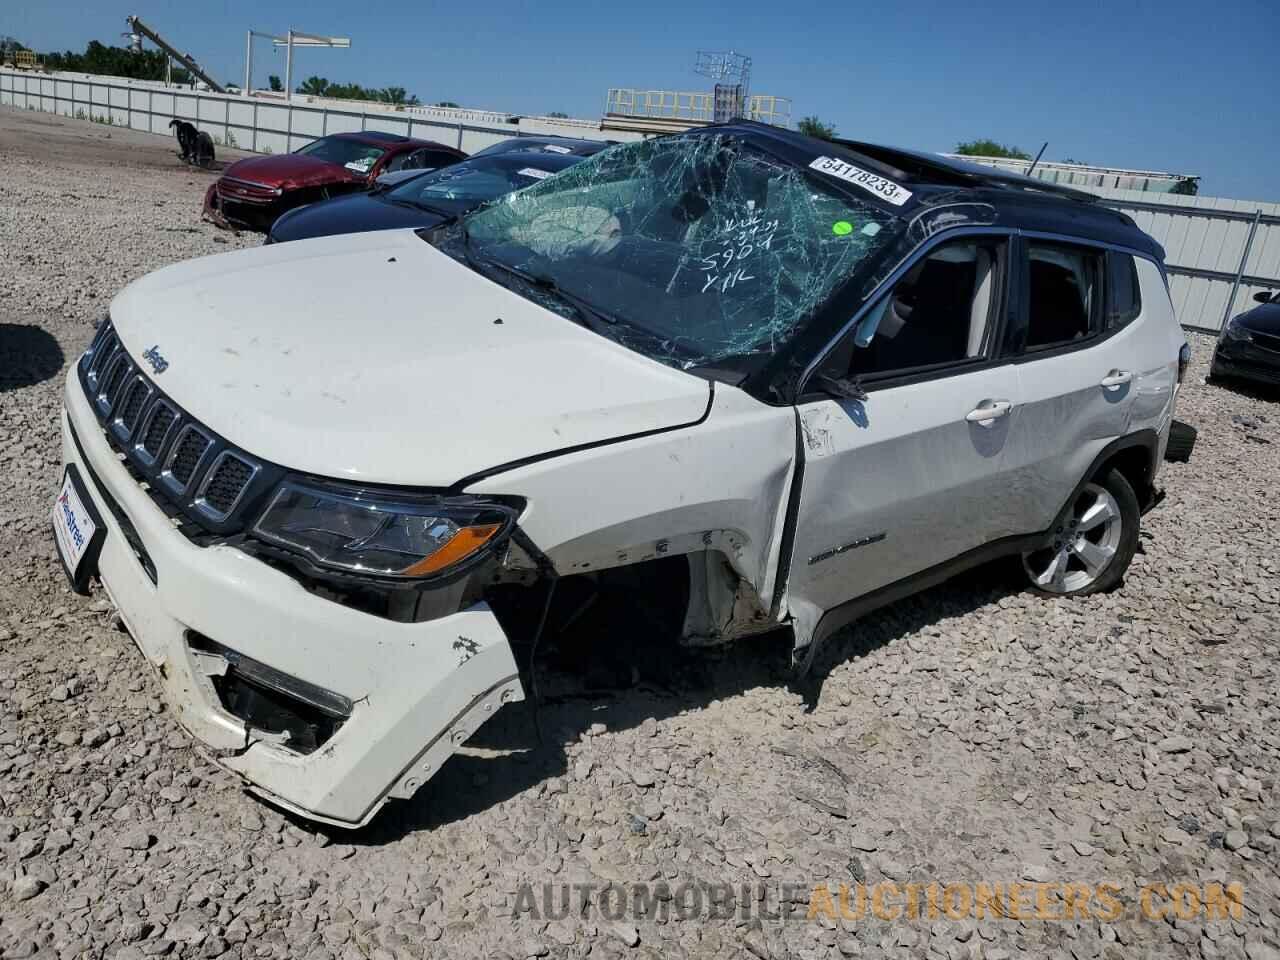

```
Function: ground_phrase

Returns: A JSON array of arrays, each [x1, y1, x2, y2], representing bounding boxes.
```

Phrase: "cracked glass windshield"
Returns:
[[452, 133, 900, 369]]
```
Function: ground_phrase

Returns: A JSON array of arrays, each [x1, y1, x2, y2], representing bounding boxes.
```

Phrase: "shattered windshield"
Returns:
[[453, 134, 900, 368]]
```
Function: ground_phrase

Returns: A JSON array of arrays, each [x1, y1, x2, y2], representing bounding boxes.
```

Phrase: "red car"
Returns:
[[203, 131, 466, 231]]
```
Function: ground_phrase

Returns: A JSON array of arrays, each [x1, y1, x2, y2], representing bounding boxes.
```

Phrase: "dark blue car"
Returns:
[[266, 138, 609, 244], [1211, 290, 1280, 386]]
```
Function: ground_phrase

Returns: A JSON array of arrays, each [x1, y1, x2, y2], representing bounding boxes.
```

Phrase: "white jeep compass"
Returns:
[[53, 122, 1187, 827]]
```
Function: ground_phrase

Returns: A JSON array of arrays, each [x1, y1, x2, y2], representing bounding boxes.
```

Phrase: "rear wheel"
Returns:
[[1021, 468, 1140, 597]]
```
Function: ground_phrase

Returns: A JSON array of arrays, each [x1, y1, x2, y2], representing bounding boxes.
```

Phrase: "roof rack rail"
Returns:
[[833, 139, 1100, 203]]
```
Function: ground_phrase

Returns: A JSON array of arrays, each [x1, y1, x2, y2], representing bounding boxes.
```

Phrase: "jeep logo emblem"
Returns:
[[142, 345, 169, 375]]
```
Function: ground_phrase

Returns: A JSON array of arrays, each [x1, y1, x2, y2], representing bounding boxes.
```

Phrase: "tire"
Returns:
[[1021, 467, 1140, 598], [1165, 420, 1197, 463]]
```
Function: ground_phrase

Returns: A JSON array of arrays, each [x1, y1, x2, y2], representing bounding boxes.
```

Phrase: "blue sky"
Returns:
[[7, 0, 1278, 199]]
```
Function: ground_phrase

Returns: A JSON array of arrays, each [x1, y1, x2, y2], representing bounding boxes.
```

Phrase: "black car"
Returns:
[[1211, 291, 1280, 386], [267, 147, 591, 244], [470, 135, 616, 158]]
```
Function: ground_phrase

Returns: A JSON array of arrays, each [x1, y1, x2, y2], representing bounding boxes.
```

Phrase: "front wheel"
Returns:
[[1021, 468, 1140, 597]]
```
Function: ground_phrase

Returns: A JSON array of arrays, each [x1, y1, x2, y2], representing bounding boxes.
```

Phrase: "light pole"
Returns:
[[243, 28, 350, 98]]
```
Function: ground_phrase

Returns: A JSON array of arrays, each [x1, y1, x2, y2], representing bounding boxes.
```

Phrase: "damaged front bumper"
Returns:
[[60, 375, 525, 827]]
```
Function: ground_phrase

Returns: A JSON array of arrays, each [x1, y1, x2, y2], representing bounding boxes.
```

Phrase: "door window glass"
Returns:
[[1025, 243, 1103, 348], [835, 239, 1004, 379]]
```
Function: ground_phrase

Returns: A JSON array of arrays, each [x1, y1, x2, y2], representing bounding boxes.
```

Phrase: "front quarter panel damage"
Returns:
[[467, 383, 798, 642]]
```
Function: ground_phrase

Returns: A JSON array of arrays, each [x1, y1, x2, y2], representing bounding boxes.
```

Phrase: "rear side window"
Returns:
[[1105, 251, 1142, 329], [1024, 243, 1103, 350]]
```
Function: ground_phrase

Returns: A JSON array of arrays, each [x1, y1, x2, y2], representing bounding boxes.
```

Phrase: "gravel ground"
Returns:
[[1, 106, 1278, 960]]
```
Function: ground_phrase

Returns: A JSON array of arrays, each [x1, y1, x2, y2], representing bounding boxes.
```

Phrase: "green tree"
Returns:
[[547, 111, 569, 119], [325, 82, 366, 99], [43, 40, 190, 84], [435, 101, 460, 108], [267, 74, 283, 92], [797, 116, 837, 141], [297, 75, 331, 97], [954, 139, 1031, 160], [375, 86, 419, 106]]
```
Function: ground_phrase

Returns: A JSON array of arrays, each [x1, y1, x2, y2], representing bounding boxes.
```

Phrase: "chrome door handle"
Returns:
[[1100, 369, 1133, 388], [965, 399, 1012, 424]]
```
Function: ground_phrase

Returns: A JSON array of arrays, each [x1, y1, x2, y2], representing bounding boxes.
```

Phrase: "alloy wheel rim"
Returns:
[[1022, 483, 1122, 594]]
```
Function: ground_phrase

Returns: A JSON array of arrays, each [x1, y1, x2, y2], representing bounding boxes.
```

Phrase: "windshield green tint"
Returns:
[[459, 134, 899, 367]]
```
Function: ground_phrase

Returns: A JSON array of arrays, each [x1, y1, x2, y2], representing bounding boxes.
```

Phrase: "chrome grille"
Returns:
[[79, 319, 270, 536], [112, 377, 152, 439], [96, 353, 133, 414], [195, 452, 259, 520], [164, 426, 213, 492], [85, 328, 118, 389], [137, 400, 177, 463]]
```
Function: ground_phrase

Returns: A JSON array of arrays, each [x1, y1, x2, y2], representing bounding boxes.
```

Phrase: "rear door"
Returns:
[[783, 232, 1020, 654], [996, 237, 1144, 537]]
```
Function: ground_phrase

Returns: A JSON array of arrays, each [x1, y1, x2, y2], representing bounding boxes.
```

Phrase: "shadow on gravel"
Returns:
[[0, 324, 65, 392], [1205, 373, 1280, 404], [314, 562, 1024, 845]]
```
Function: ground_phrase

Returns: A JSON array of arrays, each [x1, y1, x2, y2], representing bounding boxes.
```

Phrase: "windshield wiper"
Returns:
[[487, 261, 620, 332], [457, 226, 619, 333]]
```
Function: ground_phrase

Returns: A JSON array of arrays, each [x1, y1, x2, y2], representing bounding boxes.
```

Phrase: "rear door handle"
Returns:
[[965, 399, 1012, 424], [1100, 369, 1133, 388]]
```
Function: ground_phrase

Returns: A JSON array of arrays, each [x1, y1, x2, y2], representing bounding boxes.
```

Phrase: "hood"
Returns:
[[1235, 301, 1280, 336], [221, 153, 362, 190], [107, 230, 710, 486], [269, 192, 449, 243]]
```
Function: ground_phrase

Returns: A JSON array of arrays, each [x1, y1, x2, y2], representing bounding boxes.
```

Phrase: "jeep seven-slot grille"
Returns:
[[116, 378, 150, 434], [201, 455, 256, 516], [167, 428, 211, 488], [98, 355, 132, 411], [78, 320, 272, 540], [141, 403, 177, 459]]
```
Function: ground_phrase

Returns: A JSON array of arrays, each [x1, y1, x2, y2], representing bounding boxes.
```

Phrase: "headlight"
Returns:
[[1225, 320, 1253, 343], [252, 480, 518, 579]]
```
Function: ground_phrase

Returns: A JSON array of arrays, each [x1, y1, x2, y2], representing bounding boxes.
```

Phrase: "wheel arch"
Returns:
[[1086, 429, 1161, 511]]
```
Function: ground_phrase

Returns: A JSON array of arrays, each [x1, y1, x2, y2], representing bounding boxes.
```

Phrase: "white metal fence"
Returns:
[[1095, 188, 1280, 333], [0, 67, 640, 157]]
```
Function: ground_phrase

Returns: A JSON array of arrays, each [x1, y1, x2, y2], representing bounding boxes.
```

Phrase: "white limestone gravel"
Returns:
[[1, 106, 1278, 959]]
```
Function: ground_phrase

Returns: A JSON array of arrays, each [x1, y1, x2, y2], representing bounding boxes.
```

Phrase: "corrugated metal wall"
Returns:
[[1094, 188, 1280, 333]]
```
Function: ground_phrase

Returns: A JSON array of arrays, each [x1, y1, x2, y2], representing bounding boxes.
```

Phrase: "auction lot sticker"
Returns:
[[809, 156, 913, 207]]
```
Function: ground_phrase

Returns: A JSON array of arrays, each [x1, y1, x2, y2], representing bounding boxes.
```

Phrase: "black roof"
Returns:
[[833, 139, 1101, 202], [695, 121, 1164, 262]]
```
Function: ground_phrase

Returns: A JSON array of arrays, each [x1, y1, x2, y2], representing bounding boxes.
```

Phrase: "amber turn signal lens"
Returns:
[[398, 523, 502, 577]]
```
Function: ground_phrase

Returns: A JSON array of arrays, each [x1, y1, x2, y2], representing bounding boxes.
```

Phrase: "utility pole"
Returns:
[[243, 28, 349, 99]]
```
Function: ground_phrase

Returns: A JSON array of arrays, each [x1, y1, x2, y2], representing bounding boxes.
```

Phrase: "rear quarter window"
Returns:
[[1105, 251, 1142, 329]]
